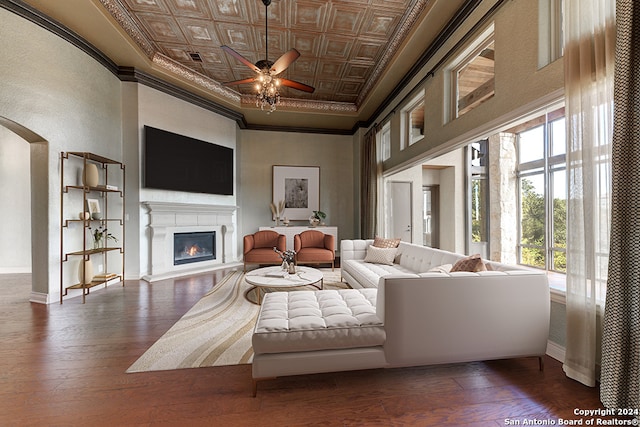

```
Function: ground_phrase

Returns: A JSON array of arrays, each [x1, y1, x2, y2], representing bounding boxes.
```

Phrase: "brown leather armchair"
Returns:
[[294, 230, 335, 270], [243, 230, 286, 272]]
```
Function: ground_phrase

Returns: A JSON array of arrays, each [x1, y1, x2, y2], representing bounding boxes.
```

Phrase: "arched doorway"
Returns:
[[0, 117, 49, 302]]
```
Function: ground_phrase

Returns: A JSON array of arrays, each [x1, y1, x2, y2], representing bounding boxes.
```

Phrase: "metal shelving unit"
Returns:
[[60, 152, 125, 303]]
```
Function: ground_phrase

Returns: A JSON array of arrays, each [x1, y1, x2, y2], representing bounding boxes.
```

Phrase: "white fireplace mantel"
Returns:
[[142, 202, 239, 281]]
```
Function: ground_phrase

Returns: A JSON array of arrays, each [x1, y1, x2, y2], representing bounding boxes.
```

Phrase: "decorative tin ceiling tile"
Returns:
[[326, 4, 364, 36], [344, 63, 372, 81], [291, 32, 321, 57], [290, 1, 327, 32], [361, 10, 399, 38], [177, 19, 220, 45], [138, 13, 186, 43], [122, 0, 170, 14], [166, 0, 211, 19], [352, 39, 385, 62], [290, 58, 317, 77], [318, 61, 345, 78], [207, 0, 247, 22], [321, 36, 353, 58], [161, 44, 193, 62], [249, 0, 286, 27], [216, 22, 255, 49]]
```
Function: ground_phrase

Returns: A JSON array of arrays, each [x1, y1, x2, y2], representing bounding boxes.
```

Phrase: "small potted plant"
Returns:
[[309, 210, 326, 227], [89, 225, 118, 249]]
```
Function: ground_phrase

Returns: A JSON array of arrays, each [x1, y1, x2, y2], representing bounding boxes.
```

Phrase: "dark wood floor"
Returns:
[[0, 270, 614, 426]]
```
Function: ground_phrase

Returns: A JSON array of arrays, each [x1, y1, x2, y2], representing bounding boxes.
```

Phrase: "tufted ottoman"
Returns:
[[251, 288, 387, 395]]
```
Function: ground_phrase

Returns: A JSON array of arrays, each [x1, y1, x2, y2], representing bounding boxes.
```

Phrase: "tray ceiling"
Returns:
[[102, 0, 426, 109], [14, 0, 475, 130]]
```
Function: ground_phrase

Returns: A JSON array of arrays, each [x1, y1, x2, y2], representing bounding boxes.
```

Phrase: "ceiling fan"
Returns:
[[221, 0, 315, 111]]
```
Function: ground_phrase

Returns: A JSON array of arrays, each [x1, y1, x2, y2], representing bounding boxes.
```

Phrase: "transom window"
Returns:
[[401, 93, 425, 149], [380, 122, 391, 161], [450, 25, 495, 119]]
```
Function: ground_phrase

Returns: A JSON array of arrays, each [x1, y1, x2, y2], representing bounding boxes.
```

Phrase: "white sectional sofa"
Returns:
[[251, 239, 550, 395]]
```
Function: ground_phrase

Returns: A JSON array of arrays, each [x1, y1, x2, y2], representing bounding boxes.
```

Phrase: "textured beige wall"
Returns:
[[238, 130, 355, 252], [0, 126, 31, 273], [0, 8, 122, 300]]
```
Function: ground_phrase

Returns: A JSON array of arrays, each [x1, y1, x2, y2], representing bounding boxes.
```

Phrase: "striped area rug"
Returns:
[[126, 268, 345, 373]]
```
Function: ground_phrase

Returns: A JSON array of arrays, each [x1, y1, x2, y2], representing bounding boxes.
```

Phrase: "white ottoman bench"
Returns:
[[251, 288, 387, 395]]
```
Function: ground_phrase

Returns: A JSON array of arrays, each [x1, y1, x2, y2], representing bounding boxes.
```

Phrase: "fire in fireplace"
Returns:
[[174, 231, 216, 265]]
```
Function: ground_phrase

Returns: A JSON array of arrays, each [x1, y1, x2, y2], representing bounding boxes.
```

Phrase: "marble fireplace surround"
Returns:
[[142, 202, 239, 282]]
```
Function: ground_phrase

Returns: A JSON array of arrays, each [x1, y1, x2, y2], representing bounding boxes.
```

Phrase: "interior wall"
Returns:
[[0, 126, 31, 273], [422, 148, 466, 253], [0, 7, 123, 302], [135, 85, 239, 275], [238, 130, 354, 251], [384, 165, 423, 244], [378, 0, 563, 171]]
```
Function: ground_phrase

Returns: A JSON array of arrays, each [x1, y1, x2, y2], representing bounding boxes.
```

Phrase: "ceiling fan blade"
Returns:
[[222, 77, 257, 86], [270, 49, 301, 75], [279, 78, 315, 93], [221, 45, 260, 73]]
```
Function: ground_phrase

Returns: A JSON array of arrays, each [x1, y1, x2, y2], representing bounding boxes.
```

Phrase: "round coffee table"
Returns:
[[245, 266, 324, 305]]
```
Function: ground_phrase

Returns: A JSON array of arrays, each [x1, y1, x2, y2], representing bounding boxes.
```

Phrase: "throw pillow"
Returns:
[[373, 236, 401, 249], [428, 264, 453, 273], [363, 245, 397, 265], [450, 254, 487, 272]]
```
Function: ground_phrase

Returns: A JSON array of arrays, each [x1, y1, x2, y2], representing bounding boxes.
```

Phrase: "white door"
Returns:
[[388, 181, 412, 242]]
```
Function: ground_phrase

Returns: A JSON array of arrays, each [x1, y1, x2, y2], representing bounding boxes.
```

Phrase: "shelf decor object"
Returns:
[[60, 152, 125, 304], [78, 259, 94, 285], [82, 163, 99, 187]]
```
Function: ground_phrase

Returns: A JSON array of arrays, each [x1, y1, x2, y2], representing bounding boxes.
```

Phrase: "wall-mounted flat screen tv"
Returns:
[[143, 126, 234, 195]]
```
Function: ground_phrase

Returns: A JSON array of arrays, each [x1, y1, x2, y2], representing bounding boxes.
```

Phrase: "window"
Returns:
[[380, 122, 391, 161], [468, 140, 489, 258], [423, 185, 439, 248], [516, 107, 566, 273], [401, 93, 424, 149], [538, 0, 564, 68], [449, 26, 495, 119]]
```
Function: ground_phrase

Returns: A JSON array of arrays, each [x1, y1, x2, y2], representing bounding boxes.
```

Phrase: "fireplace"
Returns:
[[174, 231, 216, 265], [142, 202, 238, 282]]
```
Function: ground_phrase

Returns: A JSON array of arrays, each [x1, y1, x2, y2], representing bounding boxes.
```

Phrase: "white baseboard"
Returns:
[[0, 267, 31, 274], [29, 291, 50, 305], [546, 340, 565, 363]]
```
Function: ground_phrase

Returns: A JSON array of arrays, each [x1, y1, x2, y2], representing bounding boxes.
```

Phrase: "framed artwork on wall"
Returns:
[[86, 198, 101, 215], [272, 165, 320, 220]]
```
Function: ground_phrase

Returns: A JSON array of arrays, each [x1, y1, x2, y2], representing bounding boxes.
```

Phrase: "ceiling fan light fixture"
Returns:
[[256, 72, 280, 113], [221, 0, 314, 112]]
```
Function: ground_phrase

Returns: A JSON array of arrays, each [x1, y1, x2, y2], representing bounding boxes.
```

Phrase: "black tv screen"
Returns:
[[144, 126, 233, 195]]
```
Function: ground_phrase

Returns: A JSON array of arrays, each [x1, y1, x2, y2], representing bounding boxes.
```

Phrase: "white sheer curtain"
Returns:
[[562, 0, 615, 386]]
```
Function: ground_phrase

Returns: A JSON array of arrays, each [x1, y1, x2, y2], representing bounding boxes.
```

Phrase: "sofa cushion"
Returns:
[[252, 289, 385, 354], [373, 236, 401, 248], [342, 259, 418, 288], [363, 245, 397, 265], [451, 254, 487, 272], [428, 263, 453, 273], [395, 242, 464, 273]]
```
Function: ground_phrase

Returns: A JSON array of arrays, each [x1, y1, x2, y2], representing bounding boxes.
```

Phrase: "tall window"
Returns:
[[380, 122, 391, 161], [516, 108, 566, 273], [468, 139, 489, 258]]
